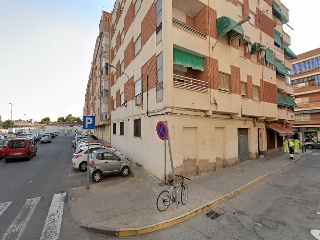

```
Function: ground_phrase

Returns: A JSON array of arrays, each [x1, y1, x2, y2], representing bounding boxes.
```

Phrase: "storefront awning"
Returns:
[[276, 60, 291, 77], [267, 123, 294, 136], [284, 44, 297, 59], [241, 36, 251, 44], [216, 16, 244, 39], [173, 48, 204, 71], [274, 30, 282, 47]]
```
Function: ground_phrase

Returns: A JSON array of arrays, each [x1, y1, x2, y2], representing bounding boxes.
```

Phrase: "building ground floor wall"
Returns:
[[94, 124, 111, 144], [111, 113, 274, 180]]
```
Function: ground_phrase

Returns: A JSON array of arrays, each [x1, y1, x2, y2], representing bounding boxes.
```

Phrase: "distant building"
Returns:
[[290, 48, 320, 142]]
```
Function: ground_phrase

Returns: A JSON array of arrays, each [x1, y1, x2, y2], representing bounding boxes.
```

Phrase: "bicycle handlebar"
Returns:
[[175, 175, 191, 181]]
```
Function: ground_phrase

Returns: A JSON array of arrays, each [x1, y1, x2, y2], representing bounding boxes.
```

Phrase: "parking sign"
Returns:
[[83, 116, 95, 130]]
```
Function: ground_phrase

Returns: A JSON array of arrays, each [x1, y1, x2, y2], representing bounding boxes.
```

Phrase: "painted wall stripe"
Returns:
[[40, 192, 66, 240], [0, 202, 12, 217], [2, 197, 40, 240]]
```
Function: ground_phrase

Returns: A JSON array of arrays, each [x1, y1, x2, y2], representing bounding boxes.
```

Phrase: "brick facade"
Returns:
[[257, 8, 274, 38], [262, 80, 277, 104], [230, 65, 241, 94], [124, 1, 134, 35], [141, 2, 156, 47], [247, 75, 253, 99], [124, 38, 134, 69], [124, 77, 134, 102], [141, 54, 157, 93], [116, 90, 120, 108]]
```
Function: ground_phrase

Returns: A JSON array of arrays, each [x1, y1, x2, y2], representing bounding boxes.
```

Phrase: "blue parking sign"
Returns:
[[83, 116, 95, 130]]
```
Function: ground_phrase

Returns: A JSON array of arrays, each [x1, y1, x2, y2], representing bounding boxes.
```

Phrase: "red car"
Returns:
[[5, 138, 37, 162], [0, 143, 6, 159]]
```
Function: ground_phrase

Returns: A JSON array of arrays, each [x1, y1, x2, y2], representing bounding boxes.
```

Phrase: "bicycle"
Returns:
[[156, 175, 191, 211]]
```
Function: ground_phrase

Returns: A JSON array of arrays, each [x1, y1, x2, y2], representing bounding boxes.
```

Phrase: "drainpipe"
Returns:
[[147, 74, 149, 117]]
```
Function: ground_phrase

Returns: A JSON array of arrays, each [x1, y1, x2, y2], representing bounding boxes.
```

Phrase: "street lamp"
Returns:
[[9, 103, 13, 137], [24, 114, 27, 133], [212, 15, 251, 50]]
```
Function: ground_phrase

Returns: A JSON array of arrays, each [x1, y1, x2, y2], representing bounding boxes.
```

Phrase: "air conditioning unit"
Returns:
[[135, 94, 142, 106]]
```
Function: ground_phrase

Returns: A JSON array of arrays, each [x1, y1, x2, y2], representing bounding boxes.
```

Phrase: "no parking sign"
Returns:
[[156, 121, 168, 140]]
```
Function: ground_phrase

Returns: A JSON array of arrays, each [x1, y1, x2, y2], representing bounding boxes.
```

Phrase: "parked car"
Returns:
[[49, 133, 55, 138], [76, 142, 105, 150], [54, 132, 59, 136], [305, 141, 320, 149], [41, 133, 52, 143], [5, 138, 37, 162], [89, 148, 131, 182], [72, 145, 106, 171], [0, 143, 6, 159]]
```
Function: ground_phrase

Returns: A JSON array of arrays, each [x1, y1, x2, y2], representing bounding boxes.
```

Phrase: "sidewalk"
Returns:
[[67, 150, 310, 237]]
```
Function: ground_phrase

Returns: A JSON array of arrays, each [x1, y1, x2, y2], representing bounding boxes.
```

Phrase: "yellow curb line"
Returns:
[[116, 173, 271, 237]]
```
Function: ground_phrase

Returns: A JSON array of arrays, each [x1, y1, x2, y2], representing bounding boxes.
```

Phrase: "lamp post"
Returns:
[[24, 114, 27, 133], [212, 15, 251, 50], [9, 103, 13, 137]]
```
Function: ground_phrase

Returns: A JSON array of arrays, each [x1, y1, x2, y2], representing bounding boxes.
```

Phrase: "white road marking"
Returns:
[[2, 197, 40, 240], [0, 202, 12, 217], [311, 153, 320, 155], [311, 229, 320, 239], [40, 192, 66, 240]]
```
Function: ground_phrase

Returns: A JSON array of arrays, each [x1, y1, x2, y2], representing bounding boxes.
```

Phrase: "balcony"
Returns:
[[100, 89, 108, 98], [283, 31, 291, 45], [296, 100, 320, 110], [172, 0, 205, 18], [100, 112, 109, 122], [173, 74, 208, 93], [172, 18, 206, 39]]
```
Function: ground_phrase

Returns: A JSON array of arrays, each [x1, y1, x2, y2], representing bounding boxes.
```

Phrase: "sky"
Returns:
[[0, 0, 319, 123]]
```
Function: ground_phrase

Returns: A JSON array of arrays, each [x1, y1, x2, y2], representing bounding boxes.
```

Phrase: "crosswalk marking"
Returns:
[[0, 202, 12, 217], [40, 193, 66, 240], [2, 197, 40, 240]]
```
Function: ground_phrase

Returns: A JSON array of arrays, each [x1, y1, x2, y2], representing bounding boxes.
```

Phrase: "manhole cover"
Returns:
[[206, 210, 221, 220]]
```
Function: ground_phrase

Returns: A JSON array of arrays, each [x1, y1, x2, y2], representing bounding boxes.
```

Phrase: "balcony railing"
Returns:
[[100, 112, 109, 121], [173, 74, 208, 93], [172, 18, 207, 39]]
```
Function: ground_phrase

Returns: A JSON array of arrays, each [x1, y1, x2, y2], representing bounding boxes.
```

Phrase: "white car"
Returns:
[[41, 133, 52, 143], [76, 142, 105, 150], [72, 145, 106, 171]]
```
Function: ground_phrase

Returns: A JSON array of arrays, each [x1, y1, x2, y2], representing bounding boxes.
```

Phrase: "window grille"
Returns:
[[219, 72, 230, 92]]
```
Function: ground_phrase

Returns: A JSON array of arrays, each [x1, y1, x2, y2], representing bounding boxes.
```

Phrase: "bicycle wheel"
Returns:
[[181, 185, 188, 205], [157, 190, 170, 211]]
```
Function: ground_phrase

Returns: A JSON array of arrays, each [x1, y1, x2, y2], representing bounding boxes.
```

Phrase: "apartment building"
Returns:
[[84, 11, 112, 143], [290, 48, 320, 142], [93, 0, 297, 180]]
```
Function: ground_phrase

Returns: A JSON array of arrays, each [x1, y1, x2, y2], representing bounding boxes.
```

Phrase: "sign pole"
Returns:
[[83, 116, 95, 190], [86, 139, 90, 190]]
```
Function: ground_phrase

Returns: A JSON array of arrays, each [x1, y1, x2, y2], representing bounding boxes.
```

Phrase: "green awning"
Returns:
[[286, 95, 297, 107], [265, 49, 275, 65], [173, 48, 204, 71], [241, 36, 251, 44], [276, 60, 290, 76], [272, 3, 287, 23], [274, 30, 282, 47], [277, 91, 288, 107], [216, 16, 244, 39], [250, 43, 266, 55], [284, 44, 297, 59]]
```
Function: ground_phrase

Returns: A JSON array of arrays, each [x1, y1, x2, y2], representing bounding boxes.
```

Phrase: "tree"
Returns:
[[40, 117, 50, 124], [57, 117, 66, 122], [65, 114, 75, 123], [3, 120, 13, 129], [75, 117, 82, 123]]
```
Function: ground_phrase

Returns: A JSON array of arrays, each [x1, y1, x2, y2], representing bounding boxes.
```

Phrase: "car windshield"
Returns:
[[9, 140, 27, 148], [75, 148, 83, 154]]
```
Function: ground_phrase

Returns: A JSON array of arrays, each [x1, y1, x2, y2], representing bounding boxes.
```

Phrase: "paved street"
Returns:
[[0, 136, 319, 240]]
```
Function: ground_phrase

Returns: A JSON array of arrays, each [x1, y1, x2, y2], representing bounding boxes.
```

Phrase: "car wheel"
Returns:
[[5, 158, 10, 163], [92, 171, 102, 182], [34, 149, 37, 156], [79, 161, 87, 172], [41, 141, 43, 144], [26, 153, 31, 161], [121, 167, 130, 177], [307, 145, 313, 149]]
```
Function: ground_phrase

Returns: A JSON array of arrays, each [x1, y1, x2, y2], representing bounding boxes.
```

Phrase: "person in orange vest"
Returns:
[[288, 138, 295, 159], [283, 137, 289, 153]]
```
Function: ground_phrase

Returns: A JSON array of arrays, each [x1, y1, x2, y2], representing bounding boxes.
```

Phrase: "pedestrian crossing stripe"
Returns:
[[1, 193, 66, 240], [2, 197, 40, 240]]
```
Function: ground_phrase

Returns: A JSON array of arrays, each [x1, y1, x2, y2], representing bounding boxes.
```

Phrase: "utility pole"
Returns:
[[9, 103, 13, 137]]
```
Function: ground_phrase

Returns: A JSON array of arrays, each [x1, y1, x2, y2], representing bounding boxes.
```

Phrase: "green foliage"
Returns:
[[3, 120, 13, 129], [40, 117, 50, 124]]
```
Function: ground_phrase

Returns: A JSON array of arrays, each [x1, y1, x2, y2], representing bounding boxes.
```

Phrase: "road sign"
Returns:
[[156, 121, 168, 140], [83, 116, 95, 130]]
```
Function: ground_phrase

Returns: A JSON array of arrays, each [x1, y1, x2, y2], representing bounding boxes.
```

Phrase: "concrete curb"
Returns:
[[73, 153, 308, 237]]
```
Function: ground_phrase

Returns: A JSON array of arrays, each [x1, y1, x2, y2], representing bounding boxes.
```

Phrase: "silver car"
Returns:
[[89, 149, 131, 182]]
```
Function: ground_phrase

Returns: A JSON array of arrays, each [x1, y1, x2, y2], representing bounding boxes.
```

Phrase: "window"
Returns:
[[134, 119, 141, 137], [237, 3, 243, 17], [121, 60, 124, 74], [113, 123, 116, 134], [114, 97, 117, 109], [156, 0, 162, 44], [134, 35, 141, 56], [249, 12, 256, 26], [135, 78, 142, 97], [241, 82, 247, 98], [134, 0, 141, 15], [121, 30, 124, 43], [120, 122, 124, 135], [219, 72, 230, 92], [253, 85, 260, 101], [121, 92, 125, 105], [156, 52, 163, 102]]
